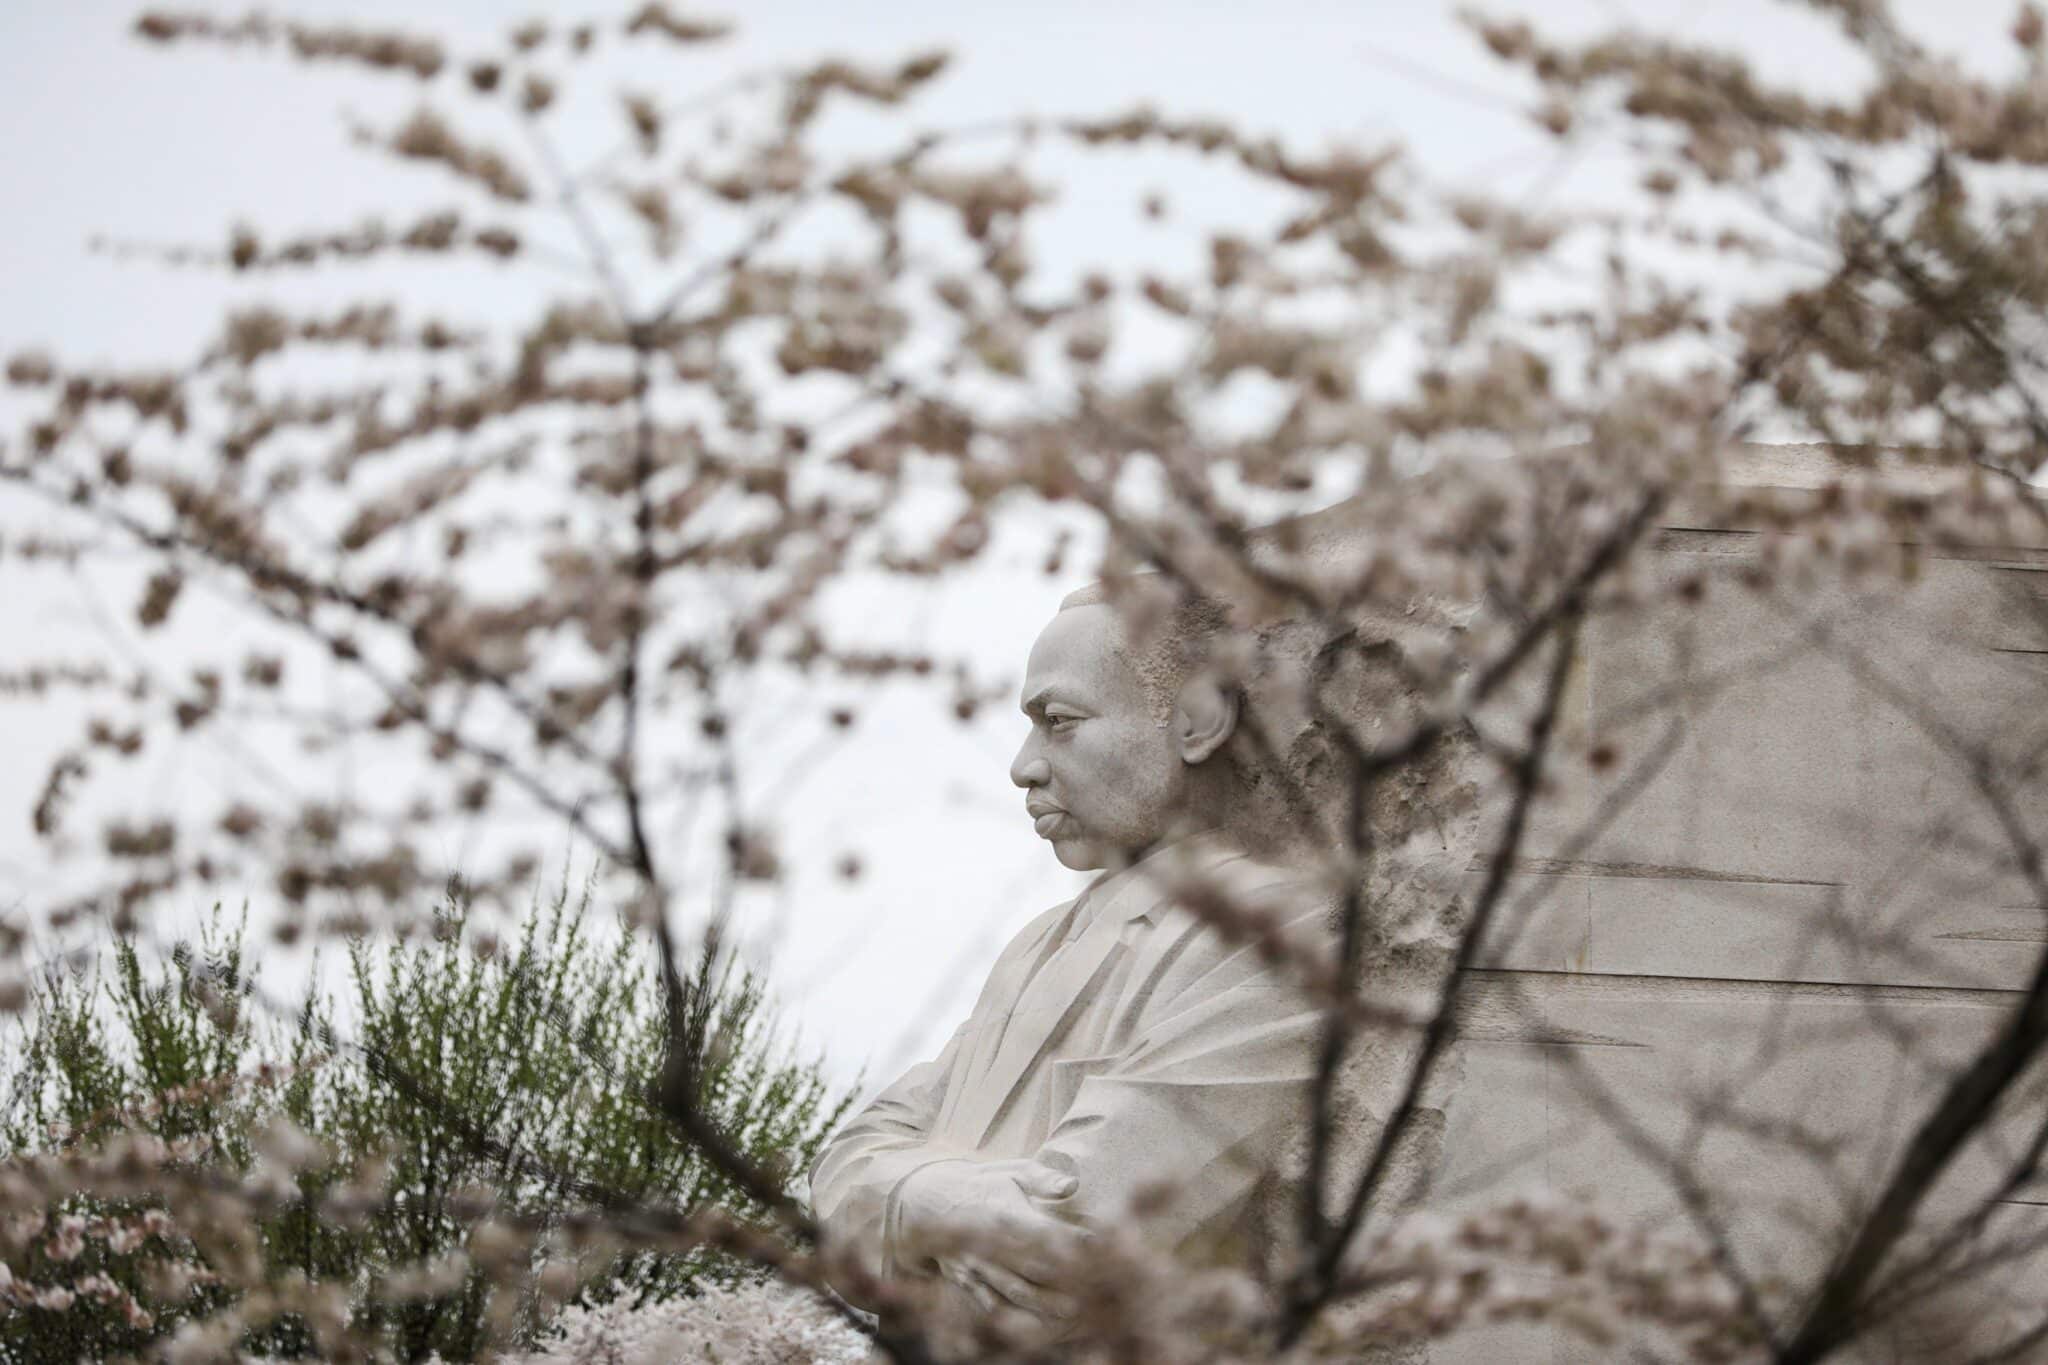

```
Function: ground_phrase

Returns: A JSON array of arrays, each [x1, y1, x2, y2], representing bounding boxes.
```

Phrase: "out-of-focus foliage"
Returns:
[[0, 879, 848, 1362]]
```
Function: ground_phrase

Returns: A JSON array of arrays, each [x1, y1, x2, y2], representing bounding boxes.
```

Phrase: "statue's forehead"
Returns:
[[1021, 605, 1141, 705]]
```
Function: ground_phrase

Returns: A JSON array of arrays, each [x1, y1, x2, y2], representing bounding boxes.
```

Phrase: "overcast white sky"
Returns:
[[0, 0, 2029, 1092]]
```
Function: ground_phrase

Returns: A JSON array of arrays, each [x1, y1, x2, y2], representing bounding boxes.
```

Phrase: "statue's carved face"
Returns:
[[1009, 604, 1185, 871]]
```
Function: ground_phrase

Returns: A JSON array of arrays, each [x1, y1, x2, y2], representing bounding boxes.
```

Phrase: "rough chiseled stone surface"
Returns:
[[1427, 448, 2048, 1363]]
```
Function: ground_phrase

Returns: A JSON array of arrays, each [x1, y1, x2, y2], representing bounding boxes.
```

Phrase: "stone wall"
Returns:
[[1262, 445, 2048, 1360]]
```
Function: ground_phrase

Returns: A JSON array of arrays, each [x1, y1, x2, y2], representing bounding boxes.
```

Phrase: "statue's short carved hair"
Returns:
[[1059, 577, 1235, 720]]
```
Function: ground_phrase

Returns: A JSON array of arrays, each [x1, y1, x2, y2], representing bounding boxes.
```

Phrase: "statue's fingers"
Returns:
[[965, 1257, 1076, 1320], [939, 1258, 1000, 1315], [996, 1218, 1093, 1285]]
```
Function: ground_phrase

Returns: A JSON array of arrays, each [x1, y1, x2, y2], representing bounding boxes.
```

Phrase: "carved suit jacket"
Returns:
[[810, 834, 1331, 1288]]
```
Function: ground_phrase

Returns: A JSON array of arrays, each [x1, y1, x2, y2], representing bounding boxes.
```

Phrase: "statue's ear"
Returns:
[[1175, 671, 1239, 765]]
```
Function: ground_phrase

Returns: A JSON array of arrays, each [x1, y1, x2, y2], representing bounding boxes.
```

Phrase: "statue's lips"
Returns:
[[1026, 802, 1070, 838]]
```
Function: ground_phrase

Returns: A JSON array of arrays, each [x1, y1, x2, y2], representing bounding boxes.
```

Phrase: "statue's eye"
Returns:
[[1045, 711, 1081, 732]]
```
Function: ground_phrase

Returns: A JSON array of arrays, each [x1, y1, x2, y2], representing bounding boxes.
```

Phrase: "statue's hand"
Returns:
[[896, 1158, 1090, 1317]]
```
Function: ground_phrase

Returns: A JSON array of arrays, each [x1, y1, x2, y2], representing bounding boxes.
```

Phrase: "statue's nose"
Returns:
[[1010, 752, 1050, 789]]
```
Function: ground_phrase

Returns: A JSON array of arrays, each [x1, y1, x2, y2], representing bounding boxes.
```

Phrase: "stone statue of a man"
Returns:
[[811, 583, 1330, 1321]]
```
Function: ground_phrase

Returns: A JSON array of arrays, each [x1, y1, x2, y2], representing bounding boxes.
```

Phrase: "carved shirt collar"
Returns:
[[1063, 827, 1241, 941]]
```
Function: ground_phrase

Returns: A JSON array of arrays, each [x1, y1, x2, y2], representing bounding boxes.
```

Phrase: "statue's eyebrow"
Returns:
[[1021, 686, 1069, 716]]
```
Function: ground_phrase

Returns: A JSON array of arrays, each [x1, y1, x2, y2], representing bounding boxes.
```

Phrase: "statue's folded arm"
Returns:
[[810, 1021, 975, 1293]]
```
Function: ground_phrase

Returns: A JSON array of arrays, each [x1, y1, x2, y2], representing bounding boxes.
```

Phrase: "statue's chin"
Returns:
[[1049, 837, 1107, 872]]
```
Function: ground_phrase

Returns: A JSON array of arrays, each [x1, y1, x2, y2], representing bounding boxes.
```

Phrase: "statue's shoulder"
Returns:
[[1155, 847, 1339, 945], [1134, 854, 1337, 1004], [1211, 850, 1337, 916]]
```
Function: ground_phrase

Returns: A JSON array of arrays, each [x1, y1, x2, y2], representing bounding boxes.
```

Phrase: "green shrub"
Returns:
[[0, 877, 851, 1362]]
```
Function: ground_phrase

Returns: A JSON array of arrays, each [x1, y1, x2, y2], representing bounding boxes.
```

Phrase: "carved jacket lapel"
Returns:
[[951, 860, 1181, 1146], [934, 901, 1072, 1137]]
